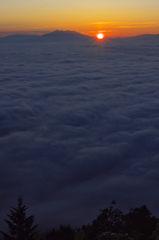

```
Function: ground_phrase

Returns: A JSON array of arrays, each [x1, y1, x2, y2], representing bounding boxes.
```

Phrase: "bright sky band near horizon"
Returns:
[[0, 0, 159, 38]]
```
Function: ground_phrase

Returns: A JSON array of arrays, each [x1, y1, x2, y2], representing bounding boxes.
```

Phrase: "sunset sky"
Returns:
[[1, 0, 159, 37], [1, 0, 159, 232]]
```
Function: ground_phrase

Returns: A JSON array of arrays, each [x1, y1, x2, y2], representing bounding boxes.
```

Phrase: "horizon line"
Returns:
[[0, 29, 159, 39]]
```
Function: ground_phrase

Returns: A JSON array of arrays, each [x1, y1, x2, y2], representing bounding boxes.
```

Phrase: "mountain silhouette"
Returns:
[[40, 30, 93, 41], [129, 33, 159, 40], [0, 30, 94, 43], [0, 34, 39, 43], [0, 31, 159, 43]]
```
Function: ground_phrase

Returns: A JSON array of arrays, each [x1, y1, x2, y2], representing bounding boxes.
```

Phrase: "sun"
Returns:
[[97, 33, 104, 39]]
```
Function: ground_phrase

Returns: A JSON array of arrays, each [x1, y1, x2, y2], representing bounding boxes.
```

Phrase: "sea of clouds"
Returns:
[[0, 37, 159, 231]]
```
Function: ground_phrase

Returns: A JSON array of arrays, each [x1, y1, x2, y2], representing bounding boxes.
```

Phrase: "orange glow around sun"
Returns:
[[97, 33, 104, 39]]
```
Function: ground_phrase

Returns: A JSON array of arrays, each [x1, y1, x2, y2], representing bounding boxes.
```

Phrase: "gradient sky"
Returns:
[[0, 0, 159, 37]]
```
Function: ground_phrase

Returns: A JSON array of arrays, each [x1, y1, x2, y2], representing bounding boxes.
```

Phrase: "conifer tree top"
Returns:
[[0, 195, 38, 240]]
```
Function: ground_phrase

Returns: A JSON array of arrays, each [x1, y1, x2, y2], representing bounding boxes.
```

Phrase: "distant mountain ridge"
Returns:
[[0, 30, 93, 43], [39, 30, 93, 42], [0, 34, 39, 43], [130, 33, 159, 39], [41, 30, 88, 37], [0, 31, 159, 43]]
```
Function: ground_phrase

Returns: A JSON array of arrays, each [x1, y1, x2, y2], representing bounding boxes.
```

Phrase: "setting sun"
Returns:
[[97, 33, 104, 39]]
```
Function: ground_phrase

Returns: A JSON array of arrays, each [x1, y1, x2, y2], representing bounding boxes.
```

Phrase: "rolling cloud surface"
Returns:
[[0, 37, 159, 231]]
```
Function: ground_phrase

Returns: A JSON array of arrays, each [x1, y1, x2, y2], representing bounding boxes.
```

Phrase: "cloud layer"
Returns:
[[0, 38, 159, 232]]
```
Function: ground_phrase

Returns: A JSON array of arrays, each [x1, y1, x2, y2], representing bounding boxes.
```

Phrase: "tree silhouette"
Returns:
[[82, 202, 158, 240], [124, 205, 158, 240], [0, 195, 38, 240], [82, 201, 124, 240], [45, 224, 75, 240]]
